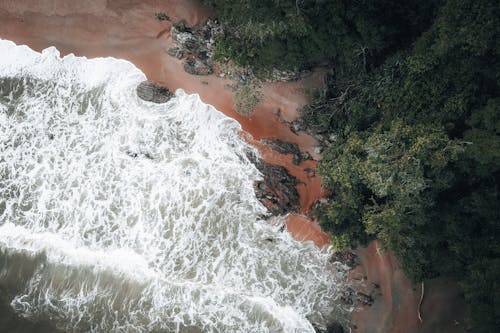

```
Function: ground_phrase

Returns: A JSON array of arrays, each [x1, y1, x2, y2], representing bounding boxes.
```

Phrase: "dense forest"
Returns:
[[204, 0, 500, 331]]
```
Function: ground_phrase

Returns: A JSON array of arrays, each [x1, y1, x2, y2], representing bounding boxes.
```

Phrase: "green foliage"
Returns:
[[206, 0, 500, 329], [309, 0, 500, 329], [232, 80, 262, 117], [204, 0, 439, 71], [461, 259, 500, 332], [319, 122, 466, 280], [205, 0, 500, 329]]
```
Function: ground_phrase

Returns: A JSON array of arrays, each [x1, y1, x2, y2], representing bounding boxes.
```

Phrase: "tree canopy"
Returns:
[[206, 0, 500, 330]]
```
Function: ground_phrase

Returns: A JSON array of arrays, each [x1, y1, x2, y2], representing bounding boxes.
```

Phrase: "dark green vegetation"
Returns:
[[204, 0, 438, 72], [206, 0, 500, 331]]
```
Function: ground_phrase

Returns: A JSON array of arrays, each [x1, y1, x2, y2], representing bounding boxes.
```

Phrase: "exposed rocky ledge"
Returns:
[[183, 57, 213, 76], [248, 153, 300, 216], [136, 81, 174, 103], [312, 321, 345, 333], [167, 19, 310, 82], [261, 138, 313, 165], [167, 19, 220, 76]]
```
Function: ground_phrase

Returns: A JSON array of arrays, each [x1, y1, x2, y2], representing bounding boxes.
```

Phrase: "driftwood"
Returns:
[[418, 281, 424, 322]]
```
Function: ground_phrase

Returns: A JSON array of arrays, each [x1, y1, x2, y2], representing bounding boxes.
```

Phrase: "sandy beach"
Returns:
[[0, 1, 467, 332]]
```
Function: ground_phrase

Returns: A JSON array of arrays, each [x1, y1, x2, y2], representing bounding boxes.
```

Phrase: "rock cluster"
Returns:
[[329, 250, 359, 269], [136, 81, 173, 103], [261, 139, 313, 165], [248, 152, 300, 216], [184, 57, 213, 76], [312, 322, 345, 333], [167, 20, 308, 82], [167, 19, 221, 76]]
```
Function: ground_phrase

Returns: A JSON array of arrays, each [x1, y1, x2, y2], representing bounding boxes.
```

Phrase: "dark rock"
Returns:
[[143, 152, 154, 160], [183, 58, 213, 76], [326, 322, 344, 333], [251, 157, 300, 216], [125, 150, 156, 160], [154, 12, 170, 21], [312, 322, 344, 333], [341, 286, 377, 307], [172, 20, 192, 33], [126, 151, 138, 158], [301, 151, 313, 161], [173, 30, 200, 53], [136, 81, 174, 103], [169, 20, 221, 77], [290, 121, 303, 134], [356, 291, 374, 306], [261, 139, 313, 165], [262, 139, 301, 156], [330, 250, 359, 268], [292, 154, 302, 165], [197, 50, 210, 61], [312, 323, 326, 332], [166, 47, 185, 59]]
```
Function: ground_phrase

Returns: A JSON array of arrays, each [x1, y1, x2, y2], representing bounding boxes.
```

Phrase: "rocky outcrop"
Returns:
[[0, 3, 472, 333], [249, 153, 300, 216], [168, 19, 221, 76], [183, 57, 213, 76], [261, 139, 313, 165], [312, 321, 345, 333], [168, 20, 310, 82], [136, 81, 173, 103], [330, 250, 359, 269]]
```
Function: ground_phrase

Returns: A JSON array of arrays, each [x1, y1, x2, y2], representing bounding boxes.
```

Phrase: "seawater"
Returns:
[[0, 39, 348, 333]]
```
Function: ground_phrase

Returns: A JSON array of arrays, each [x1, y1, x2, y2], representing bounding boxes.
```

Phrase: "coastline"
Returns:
[[0, 0, 329, 247], [0, 1, 468, 332]]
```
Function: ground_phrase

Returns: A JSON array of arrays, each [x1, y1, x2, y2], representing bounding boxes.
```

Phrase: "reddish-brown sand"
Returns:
[[352, 241, 468, 333], [0, 1, 468, 332]]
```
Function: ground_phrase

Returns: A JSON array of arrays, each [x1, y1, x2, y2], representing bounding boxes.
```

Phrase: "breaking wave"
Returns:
[[0, 39, 348, 332]]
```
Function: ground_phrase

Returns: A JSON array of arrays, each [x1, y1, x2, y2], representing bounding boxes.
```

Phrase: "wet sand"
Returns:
[[352, 241, 468, 333], [0, 0, 328, 245], [0, 1, 467, 332]]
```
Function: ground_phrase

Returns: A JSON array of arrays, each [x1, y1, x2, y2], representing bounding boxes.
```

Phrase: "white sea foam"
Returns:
[[0, 39, 349, 332]]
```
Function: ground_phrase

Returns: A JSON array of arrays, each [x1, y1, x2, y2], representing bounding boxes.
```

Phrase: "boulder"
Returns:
[[172, 29, 201, 53], [168, 20, 221, 76], [166, 47, 185, 59], [136, 81, 173, 103], [250, 155, 300, 215], [312, 322, 344, 333]]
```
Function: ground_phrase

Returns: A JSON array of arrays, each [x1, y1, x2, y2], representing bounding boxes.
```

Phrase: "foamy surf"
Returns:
[[0, 39, 349, 332]]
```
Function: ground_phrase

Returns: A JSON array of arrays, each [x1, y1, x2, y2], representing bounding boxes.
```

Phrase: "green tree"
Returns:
[[207, 0, 500, 329]]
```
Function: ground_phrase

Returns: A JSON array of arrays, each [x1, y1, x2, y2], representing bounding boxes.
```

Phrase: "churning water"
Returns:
[[0, 39, 348, 332]]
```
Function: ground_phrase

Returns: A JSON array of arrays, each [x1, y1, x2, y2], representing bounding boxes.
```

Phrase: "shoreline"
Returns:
[[0, 0, 330, 247], [0, 1, 467, 332]]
